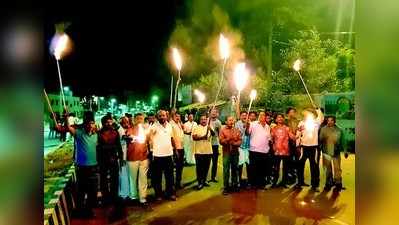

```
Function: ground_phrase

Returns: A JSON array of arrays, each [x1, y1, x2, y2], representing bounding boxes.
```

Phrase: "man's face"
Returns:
[[240, 113, 247, 122], [211, 109, 218, 118], [188, 114, 193, 121], [327, 117, 335, 127], [121, 117, 130, 129], [266, 115, 272, 124], [135, 115, 144, 124], [200, 116, 207, 126], [148, 116, 155, 123], [258, 112, 266, 123], [158, 111, 167, 124], [85, 121, 96, 133], [226, 116, 234, 128], [276, 115, 284, 124], [288, 109, 296, 118], [249, 113, 257, 122], [174, 114, 181, 123], [105, 119, 114, 129]]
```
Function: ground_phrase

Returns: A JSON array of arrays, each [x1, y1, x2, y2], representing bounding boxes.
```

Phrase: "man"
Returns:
[[126, 113, 150, 206], [66, 111, 98, 218], [149, 110, 176, 201], [219, 116, 242, 195], [97, 115, 124, 220], [209, 108, 222, 182], [235, 112, 250, 187], [245, 111, 272, 189], [270, 114, 295, 188], [117, 116, 132, 201], [286, 107, 300, 185], [170, 112, 185, 190], [183, 114, 197, 165], [296, 108, 324, 192], [319, 116, 348, 192], [248, 111, 257, 122], [192, 115, 214, 190]]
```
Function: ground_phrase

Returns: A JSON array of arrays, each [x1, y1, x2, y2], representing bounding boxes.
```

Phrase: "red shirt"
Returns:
[[271, 125, 290, 156], [126, 126, 148, 161]]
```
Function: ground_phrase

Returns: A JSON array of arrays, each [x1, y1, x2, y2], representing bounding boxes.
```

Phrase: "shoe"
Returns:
[[155, 196, 163, 202], [168, 195, 177, 201], [278, 182, 288, 188], [323, 186, 332, 192], [294, 184, 302, 190], [222, 189, 229, 195], [311, 186, 320, 192], [270, 183, 278, 189], [203, 182, 210, 187], [334, 183, 343, 192], [209, 179, 218, 183]]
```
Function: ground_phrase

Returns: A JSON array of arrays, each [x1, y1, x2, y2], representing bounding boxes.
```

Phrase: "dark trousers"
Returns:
[[174, 149, 184, 187], [195, 154, 212, 185], [76, 165, 98, 212], [272, 155, 289, 185], [152, 156, 175, 198], [297, 146, 320, 187], [287, 142, 299, 183], [248, 151, 272, 188], [210, 145, 219, 180], [223, 152, 239, 189], [99, 162, 120, 207]]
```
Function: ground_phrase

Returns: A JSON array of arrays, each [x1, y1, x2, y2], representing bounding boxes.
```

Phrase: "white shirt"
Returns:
[[118, 126, 128, 160], [298, 109, 324, 146], [150, 121, 174, 157], [248, 121, 271, 153], [183, 121, 197, 134]]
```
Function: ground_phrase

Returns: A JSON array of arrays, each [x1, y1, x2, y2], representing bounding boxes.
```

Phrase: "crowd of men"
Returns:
[[60, 105, 349, 221]]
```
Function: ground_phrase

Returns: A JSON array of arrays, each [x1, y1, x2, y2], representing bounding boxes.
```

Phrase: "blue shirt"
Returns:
[[75, 128, 98, 166], [235, 120, 250, 150]]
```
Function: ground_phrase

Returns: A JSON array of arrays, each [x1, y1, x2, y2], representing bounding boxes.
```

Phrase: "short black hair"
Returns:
[[83, 111, 95, 124], [274, 113, 285, 120], [249, 111, 257, 116], [286, 107, 296, 114], [101, 115, 113, 125], [326, 115, 336, 123], [240, 111, 247, 115], [134, 113, 144, 118]]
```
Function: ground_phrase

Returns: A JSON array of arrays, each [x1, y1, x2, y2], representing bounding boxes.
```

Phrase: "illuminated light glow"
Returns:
[[293, 59, 301, 72], [250, 89, 257, 100], [194, 89, 206, 103], [172, 47, 182, 71], [50, 33, 70, 60], [304, 114, 316, 138], [233, 63, 249, 92], [219, 34, 230, 60]]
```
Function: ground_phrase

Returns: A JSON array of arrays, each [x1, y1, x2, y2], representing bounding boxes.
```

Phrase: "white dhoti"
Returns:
[[119, 162, 132, 199], [184, 134, 195, 164]]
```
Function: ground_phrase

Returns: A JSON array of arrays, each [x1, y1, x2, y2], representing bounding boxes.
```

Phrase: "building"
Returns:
[[44, 92, 83, 119]]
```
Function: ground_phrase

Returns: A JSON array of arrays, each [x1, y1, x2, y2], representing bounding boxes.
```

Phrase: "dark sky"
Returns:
[[44, 2, 185, 103]]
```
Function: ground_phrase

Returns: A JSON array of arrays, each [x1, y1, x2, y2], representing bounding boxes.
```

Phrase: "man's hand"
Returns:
[[344, 152, 349, 159]]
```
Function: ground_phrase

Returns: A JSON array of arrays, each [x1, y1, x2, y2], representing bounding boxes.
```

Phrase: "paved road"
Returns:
[[72, 153, 355, 225]]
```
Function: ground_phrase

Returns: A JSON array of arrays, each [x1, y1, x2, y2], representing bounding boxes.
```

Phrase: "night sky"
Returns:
[[44, 1, 185, 104]]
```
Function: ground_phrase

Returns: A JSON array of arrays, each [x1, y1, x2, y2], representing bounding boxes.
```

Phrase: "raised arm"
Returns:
[[316, 108, 324, 125]]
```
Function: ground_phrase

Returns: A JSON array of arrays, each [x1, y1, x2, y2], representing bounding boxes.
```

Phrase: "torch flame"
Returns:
[[250, 89, 257, 100], [194, 89, 206, 103], [293, 59, 301, 72], [51, 33, 70, 60], [233, 63, 249, 92], [172, 47, 182, 71], [136, 124, 145, 144], [304, 114, 316, 138], [219, 34, 230, 60]]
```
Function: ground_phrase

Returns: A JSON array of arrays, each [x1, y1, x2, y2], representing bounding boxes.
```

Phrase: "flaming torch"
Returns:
[[246, 89, 257, 121], [211, 33, 230, 110], [293, 59, 316, 108], [194, 89, 206, 103], [50, 33, 71, 111], [172, 47, 183, 109]]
